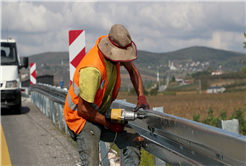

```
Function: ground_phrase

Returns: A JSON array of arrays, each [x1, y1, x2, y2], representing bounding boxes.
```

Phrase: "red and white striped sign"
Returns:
[[68, 30, 86, 86], [30, 63, 36, 85]]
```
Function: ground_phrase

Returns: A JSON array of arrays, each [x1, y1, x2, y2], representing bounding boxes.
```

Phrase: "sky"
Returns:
[[1, 1, 245, 57]]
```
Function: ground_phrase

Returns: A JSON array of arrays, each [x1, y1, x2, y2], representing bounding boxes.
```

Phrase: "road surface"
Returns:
[[1, 98, 80, 165]]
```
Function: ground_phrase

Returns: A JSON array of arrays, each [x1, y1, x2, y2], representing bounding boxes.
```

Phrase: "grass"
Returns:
[[117, 91, 246, 121], [167, 82, 199, 90], [139, 149, 155, 166], [116, 91, 245, 165]]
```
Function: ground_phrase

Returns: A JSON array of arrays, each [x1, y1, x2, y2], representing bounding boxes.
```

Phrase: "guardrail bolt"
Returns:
[[216, 153, 223, 160], [191, 151, 195, 155], [148, 126, 155, 135]]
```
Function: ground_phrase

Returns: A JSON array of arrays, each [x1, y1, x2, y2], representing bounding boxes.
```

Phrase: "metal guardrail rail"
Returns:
[[30, 83, 246, 166]]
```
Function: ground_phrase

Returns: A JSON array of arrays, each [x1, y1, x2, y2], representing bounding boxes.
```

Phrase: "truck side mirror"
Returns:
[[23, 57, 29, 68], [19, 57, 29, 69]]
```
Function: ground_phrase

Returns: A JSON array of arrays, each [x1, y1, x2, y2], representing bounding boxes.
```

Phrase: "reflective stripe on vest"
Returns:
[[73, 80, 80, 96], [66, 80, 80, 111], [67, 92, 77, 111]]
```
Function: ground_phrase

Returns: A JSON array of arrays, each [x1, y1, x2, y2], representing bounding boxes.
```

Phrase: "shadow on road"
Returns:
[[1, 106, 30, 116]]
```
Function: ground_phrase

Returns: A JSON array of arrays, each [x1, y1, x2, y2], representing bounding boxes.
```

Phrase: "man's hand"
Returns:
[[107, 122, 125, 133], [133, 135, 146, 142], [136, 95, 150, 110]]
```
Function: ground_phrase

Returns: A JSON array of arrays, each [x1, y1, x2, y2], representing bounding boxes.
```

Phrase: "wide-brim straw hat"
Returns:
[[98, 24, 137, 62]]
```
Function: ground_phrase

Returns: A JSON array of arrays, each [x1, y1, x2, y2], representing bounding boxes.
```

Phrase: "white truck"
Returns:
[[1, 39, 28, 114]]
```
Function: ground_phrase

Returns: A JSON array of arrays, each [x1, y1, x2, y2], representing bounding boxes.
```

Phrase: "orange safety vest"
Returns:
[[64, 35, 121, 134]]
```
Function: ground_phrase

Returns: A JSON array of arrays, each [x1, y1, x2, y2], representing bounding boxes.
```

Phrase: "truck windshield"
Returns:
[[1, 43, 17, 65]]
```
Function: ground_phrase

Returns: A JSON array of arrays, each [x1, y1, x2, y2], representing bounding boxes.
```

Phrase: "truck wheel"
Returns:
[[12, 100, 22, 114], [14, 102, 22, 114]]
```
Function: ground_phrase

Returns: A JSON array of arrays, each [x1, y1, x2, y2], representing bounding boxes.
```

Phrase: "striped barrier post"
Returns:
[[68, 30, 86, 86], [30, 63, 36, 85]]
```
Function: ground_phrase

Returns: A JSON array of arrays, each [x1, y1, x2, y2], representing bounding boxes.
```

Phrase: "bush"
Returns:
[[143, 87, 149, 96], [229, 108, 246, 135], [193, 113, 200, 122], [193, 108, 246, 135], [112, 145, 156, 166], [220, 109, 227, 120], [202, 107, 216, 126], [139, 149, 155, 166], [149, 88, 158, 96]]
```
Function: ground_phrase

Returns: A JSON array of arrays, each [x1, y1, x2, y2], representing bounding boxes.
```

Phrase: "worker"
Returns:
[[64, 24, 150, 166]]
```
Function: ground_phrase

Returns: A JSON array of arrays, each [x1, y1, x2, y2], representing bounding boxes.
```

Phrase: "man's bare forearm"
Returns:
[[77, 97, 110, 127], [128, 62, 144, 96]]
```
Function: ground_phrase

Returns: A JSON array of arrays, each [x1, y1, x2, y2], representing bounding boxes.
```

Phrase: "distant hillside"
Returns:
[[26, 52, 69, 65], [135, 46, 244, 71], [20, 46, 245, 88], [23, 46, 245, 71]]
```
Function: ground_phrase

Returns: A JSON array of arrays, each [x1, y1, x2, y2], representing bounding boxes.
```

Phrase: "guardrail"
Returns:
[[30, 83, 246, 166]]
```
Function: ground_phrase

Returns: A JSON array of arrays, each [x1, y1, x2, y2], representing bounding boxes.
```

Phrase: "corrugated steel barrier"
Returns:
[[30, 83, 246, 166]]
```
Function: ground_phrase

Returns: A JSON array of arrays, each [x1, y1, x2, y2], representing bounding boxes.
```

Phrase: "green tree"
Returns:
[[201, 75, 209, 90], [149, 87, 158, 96], [207, 66, 214, 73], [143, 87, 149, 96], [172, 76, 175, 81]]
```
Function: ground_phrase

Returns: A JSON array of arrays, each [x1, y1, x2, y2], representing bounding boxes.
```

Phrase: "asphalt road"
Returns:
[[1, 98, 80, 166]]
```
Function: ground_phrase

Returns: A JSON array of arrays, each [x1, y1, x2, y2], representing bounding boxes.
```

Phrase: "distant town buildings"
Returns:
[[168, 60, 210, 72], [211, 71, 224, 75], [207, 86, 226, 93], [170, 61, 177, 70], [175, 77, 184, 82]]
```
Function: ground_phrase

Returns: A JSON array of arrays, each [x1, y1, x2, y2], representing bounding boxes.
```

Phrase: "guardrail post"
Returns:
[[45, 96, 49, 115], [100, 141, 109, 166], [25, 87, 29, 95], [41, 95, 45, 113], [32, 92, 35, 105], [219, 119, 239, 134], [64, 122, 70, 136], [50, 100, 56, 124], [35, 92, 37, 106], [153, 106, 167, 166], [33, 92, 35, 105], [43, 95, 46, 114], [46, 97, 50, 118], [119, 149, 124, 166], [57, 104, 63, 130], [39, 93, 42, 110], [37, 93, 39, 107], [31, 92, 33, 103], [38, 93, 41, 109]]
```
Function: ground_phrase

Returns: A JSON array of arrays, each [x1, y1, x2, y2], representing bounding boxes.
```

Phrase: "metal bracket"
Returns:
[[148, 126, 155, 135]]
